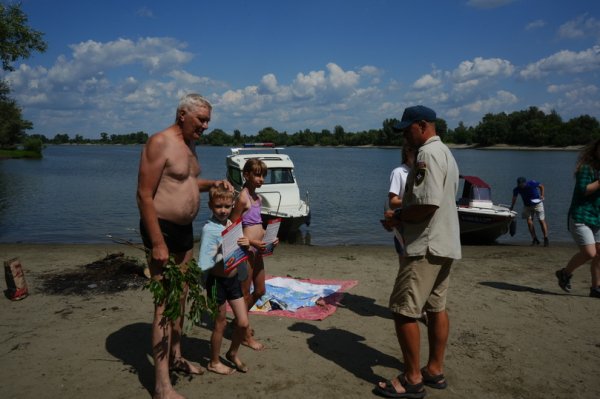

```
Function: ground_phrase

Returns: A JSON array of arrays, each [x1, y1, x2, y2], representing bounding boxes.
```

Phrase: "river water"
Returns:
[[0, 145, 577, 246]]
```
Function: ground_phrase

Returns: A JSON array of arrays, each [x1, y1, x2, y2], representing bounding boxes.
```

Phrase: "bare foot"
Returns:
[[153, 386, 186, 399], [170, 357, 205, 375], [207, 361, 236, 375], [226, 351, 249, 373], [241, 337, 265, 351]]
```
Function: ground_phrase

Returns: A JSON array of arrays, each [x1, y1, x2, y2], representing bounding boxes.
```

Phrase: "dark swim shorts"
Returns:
[[139, 218, 194, 253], [205, 274, 244, 305]]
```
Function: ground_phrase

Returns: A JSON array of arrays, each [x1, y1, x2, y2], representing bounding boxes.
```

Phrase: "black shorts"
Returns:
[[206, 274, 244, 305], [139, 218, 194, 253]]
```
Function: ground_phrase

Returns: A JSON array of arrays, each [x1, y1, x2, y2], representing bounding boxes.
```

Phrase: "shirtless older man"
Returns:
[[137, 93, 230, 399]]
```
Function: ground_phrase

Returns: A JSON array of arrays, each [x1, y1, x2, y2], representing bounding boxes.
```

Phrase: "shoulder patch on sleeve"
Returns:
[[415, 168, 426, 186]]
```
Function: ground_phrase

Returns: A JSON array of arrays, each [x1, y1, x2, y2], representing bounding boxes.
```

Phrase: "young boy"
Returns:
[[199, 183, 250, 374]]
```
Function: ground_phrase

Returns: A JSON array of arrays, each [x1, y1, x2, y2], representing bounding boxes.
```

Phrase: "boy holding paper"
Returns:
[[199, 183, 250, 374]]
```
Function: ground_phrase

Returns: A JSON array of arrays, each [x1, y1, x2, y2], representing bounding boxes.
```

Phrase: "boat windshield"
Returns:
[[471, 186, 492, 201], [264, 168, 295, 184]]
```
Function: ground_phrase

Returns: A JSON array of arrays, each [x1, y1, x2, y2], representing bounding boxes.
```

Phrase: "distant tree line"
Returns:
[[21, 107, 599, 149], [445, 107, 600, 147], [30, 131, 149, 145], [195, 107, 599, 148]]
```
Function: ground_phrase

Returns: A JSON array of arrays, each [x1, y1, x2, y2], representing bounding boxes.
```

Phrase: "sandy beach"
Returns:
[[0, 242, 598, 399]]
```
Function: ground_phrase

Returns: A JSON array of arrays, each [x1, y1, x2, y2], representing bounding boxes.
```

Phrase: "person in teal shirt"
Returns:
[[556, 139, 600, 298]]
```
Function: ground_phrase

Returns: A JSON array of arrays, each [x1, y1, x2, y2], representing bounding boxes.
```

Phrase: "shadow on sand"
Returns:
[[479, 281, 565, 296], [288, 321, 402, 385], [105, 322, 210, 395], [338, 293, 393, 320]]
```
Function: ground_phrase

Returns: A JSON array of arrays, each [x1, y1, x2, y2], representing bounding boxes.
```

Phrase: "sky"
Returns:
[[3, 0, 600, 139]]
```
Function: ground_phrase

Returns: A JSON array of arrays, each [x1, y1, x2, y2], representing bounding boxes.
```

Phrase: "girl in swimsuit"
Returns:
[[230, 158, 278, 350]]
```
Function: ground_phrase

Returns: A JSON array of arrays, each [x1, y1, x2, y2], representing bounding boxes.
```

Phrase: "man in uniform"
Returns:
[[376, 105, 461, 398], [137, 93, 230, 399]]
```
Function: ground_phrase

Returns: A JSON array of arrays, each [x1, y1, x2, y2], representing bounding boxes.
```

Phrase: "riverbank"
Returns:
[[0, 243, 598, 399], [0, 149, 42, 159]]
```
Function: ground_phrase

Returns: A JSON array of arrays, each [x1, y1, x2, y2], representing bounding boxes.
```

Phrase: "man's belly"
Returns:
[[153, 184, 200, 225]]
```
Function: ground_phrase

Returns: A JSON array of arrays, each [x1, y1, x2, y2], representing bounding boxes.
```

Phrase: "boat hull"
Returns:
[[458, 207, 516, 244]]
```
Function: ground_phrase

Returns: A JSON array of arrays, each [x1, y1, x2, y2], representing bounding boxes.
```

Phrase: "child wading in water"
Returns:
[[230, 158, 278, 351], [199, 183, 250, 374]]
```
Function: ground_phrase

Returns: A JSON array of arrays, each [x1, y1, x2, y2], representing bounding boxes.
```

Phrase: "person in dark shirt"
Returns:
[[510, 176, 549, 246]]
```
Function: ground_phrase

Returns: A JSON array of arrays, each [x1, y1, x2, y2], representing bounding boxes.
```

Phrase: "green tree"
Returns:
[[435, 118, 448, 140], [52, 133, 70, 144], [73, 134, 85, 144], [334, 125, 345, 144], [0, 80, 30, 147], [450, 121, 474, 144], [0, 3, 47, 71], [205, 128, 230, 146], [474, 112, 510, 146], [256, 127, 279, 143], [0, 3, 47, 150], [564, 115, 600, 145], [233, 129, 242, 145]]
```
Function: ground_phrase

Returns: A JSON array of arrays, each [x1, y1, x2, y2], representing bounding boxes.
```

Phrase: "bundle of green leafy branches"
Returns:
[[144, 257, 218, 326]]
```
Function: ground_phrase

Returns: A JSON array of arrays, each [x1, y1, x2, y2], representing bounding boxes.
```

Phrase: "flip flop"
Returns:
[[373, 374, 426, 398], [421, 367, 447, 389]]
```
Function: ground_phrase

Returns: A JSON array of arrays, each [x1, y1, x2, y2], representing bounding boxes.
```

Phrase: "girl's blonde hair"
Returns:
[[243, 158, 267, 177]]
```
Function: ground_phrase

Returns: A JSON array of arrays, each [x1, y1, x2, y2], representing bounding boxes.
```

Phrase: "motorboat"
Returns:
[[226, 143, 311, 237], [457, 175, 517, 244]]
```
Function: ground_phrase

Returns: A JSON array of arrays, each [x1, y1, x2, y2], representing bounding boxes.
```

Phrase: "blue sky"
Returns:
[[3, 0, 600, 138]]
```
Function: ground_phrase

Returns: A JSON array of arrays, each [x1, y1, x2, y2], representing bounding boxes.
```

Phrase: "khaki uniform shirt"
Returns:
[[403, 136, 462, 259]]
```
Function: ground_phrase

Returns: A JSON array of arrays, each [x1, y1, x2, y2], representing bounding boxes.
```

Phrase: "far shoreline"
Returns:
[[36, 143, 585, 152]]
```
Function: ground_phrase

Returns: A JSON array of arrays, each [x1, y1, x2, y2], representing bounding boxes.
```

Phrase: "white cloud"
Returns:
[[565, 85, 598, 101], [259, 73, 279, 94], [558, 14, 600, 39], [451, 57, 514, 82], [539, 85, 600, 121], [4, 37, 218, 135], [327, 63, 360, 90], [453, 79, 481, 93], [525, 19, 546, 31], [168, 70, 216, 87], [136, 7, 154, 18], [447, 90, 518, 117], [292, 69, 326, 99], [359, 65, 382, 84], [413, 73, 442, 90], [209, 63, 389, 133], [520, 45, 600, 79], [360, 65, 380, 76]]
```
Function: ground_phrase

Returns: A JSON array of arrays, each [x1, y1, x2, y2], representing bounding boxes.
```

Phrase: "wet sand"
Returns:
[[0, 243, 598, 399]]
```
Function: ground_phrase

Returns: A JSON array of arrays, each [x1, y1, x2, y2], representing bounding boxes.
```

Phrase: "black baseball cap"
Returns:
[[393, 105, 437, 131]]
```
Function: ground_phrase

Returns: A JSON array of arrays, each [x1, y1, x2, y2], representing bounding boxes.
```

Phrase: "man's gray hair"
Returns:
[[175, 93, 212, 120]]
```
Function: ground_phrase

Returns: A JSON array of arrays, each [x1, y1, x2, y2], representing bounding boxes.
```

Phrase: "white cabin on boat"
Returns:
[[225, 143, 311, 235]]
